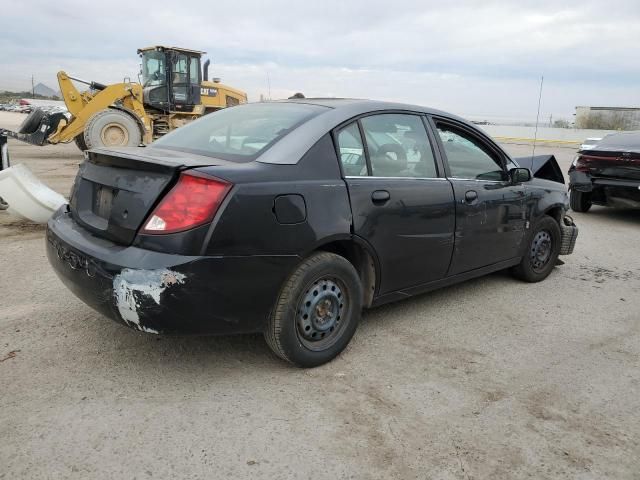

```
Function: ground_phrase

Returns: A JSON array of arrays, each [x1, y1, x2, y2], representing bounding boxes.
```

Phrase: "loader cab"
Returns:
[[138, 46, 203, 112]]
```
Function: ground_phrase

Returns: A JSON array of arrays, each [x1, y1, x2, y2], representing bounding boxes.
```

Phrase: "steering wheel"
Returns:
[[375, 143, 407, 169]]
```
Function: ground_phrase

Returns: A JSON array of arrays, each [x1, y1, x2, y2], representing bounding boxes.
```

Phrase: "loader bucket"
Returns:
[[3, 108, 69, 146]]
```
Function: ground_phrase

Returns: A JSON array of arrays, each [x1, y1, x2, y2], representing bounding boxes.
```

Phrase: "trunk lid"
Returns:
[[69, 146, 228, 244]]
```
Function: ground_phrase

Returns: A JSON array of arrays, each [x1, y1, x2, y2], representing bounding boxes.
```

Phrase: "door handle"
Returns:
[[464, 190, 478, 204], [371, 190, 390, 204]]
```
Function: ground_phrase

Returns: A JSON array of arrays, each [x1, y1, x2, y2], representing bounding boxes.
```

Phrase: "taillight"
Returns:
[[141, 171, 231, 235], [573, 154, 590, 172]]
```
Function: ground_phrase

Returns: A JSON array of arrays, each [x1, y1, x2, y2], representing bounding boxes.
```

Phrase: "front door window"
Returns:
[[436, 126, 506, 181]]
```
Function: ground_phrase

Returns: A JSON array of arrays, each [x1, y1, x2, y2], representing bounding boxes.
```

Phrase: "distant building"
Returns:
[[575, 106, 640, 130]]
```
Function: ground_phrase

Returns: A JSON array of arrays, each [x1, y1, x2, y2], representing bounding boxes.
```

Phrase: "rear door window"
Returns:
[[336, 122, 367, 176], [360, 114, 437, 178]]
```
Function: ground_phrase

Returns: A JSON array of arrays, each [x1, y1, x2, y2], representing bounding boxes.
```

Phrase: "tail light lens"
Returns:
[[574, 154, 616, 172], [141, 171, 231, 235], [573, 154, 592, 172]]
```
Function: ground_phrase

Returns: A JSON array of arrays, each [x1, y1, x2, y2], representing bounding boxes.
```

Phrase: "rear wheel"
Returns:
[[512, 216, 561, 283], [570, 189, 592, 213], [83, 109, 142, 149], [265, 252, 363, 367]]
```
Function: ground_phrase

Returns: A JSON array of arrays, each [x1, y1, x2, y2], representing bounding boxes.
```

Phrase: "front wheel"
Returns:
[[74, 134, 88, 152], [83, 109, 142, 149], [512, 216, 561, 283], [265, 252, 363, 367]]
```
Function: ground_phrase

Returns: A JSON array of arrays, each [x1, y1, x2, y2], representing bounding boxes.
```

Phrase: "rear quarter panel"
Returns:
[[199, 134, 352, 256]]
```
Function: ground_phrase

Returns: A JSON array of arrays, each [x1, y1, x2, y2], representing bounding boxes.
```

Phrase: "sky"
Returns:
[[1, 0, 639, 124]]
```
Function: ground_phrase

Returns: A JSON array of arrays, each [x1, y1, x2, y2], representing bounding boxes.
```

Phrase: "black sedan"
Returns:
[[46, 99, 578, 367], [569, 131, 640, 212]]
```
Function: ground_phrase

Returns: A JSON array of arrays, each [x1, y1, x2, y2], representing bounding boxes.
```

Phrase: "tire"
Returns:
[[18, 108, 46, 134], [512, 216, 561, 283], [265, 252, 363, 367], [74, 134, 88, 152], [83, 109, 142, 149], [570, 189, 592, 213]]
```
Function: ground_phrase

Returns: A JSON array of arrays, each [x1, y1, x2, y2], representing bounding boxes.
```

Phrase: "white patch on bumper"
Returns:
[[113, 268, 186, 333]]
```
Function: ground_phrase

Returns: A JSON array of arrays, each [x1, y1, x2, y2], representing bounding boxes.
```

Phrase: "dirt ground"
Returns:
[[1, 111, 639, 479]]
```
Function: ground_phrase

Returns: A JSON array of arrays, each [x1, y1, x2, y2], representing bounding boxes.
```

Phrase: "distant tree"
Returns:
[[553, 119, 570, 129], [581, 112, 630, 130]]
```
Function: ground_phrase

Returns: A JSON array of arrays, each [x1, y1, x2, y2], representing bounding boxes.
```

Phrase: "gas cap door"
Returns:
[[274, 194, 306, 224]]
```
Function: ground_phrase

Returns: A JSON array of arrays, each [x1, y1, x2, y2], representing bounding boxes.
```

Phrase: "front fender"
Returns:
[[526, 180, 569, 220]]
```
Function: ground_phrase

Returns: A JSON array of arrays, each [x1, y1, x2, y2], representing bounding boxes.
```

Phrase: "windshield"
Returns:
[[141, 51, 166, 87], [152, 102, 329, 161]]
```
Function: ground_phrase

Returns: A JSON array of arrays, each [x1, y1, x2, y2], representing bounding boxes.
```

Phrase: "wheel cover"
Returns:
[[530, 230, 553, 272], [101, 122, 129, 146], [296, 278, 347, 351]]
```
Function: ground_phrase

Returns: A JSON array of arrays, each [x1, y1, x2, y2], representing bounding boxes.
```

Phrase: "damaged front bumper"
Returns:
[[559, 215, 578, 256], [46, 207, 299, 335]]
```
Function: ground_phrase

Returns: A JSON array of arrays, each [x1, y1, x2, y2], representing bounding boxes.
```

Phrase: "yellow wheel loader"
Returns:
[[6, 46, 247, 151]]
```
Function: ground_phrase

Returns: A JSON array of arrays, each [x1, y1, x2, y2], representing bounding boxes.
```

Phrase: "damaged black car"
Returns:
[[46, 99, 578, 367], [569, 131, 640, 212]]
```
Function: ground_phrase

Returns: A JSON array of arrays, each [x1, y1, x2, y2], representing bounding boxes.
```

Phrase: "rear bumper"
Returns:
[[569, 170, 640, 208], [569, 170, 640, 191], [46, 208, 299, 335]]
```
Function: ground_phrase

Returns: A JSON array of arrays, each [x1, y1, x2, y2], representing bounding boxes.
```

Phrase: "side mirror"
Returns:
[[510, 167, 532, 183]]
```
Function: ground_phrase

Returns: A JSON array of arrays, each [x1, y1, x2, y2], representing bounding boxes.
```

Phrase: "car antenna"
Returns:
[[532, 74, 544, 159]]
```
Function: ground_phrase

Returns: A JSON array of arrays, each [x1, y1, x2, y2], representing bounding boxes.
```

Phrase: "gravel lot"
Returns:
[[1, 111, 639, 479]]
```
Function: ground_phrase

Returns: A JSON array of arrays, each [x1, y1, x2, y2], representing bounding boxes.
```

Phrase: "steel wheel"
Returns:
[[530, 230, 552, 272], [265, 251, 363, 367], [84, 109, 142, 149], [296, 277, 348, 351]]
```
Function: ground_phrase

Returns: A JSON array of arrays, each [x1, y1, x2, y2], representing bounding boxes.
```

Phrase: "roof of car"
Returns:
[[254, 98, 483, 165], [274, 97, 462, 119]]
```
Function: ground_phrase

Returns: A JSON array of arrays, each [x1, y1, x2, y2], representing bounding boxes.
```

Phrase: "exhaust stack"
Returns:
[[203, 59, 210, 82]]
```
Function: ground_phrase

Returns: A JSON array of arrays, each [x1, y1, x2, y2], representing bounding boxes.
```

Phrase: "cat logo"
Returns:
[[201, 87, 218, 97]]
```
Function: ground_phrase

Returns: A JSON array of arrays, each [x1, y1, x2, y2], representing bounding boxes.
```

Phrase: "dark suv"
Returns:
[[46, 99, 578, 367]]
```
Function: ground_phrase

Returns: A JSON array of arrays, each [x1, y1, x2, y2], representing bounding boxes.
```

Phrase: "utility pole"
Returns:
[[549, 114, 553, 127], [266, 71, 271, 100], [31, 75, 35, 99]]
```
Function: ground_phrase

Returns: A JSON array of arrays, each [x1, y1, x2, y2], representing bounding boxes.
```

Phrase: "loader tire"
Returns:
[[74, 135, 88, 152], [83, 109, 142, 149], [18, 108, 46, 134]]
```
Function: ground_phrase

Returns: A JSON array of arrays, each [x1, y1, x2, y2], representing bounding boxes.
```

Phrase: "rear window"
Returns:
[[152, 102, 328, 162]]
